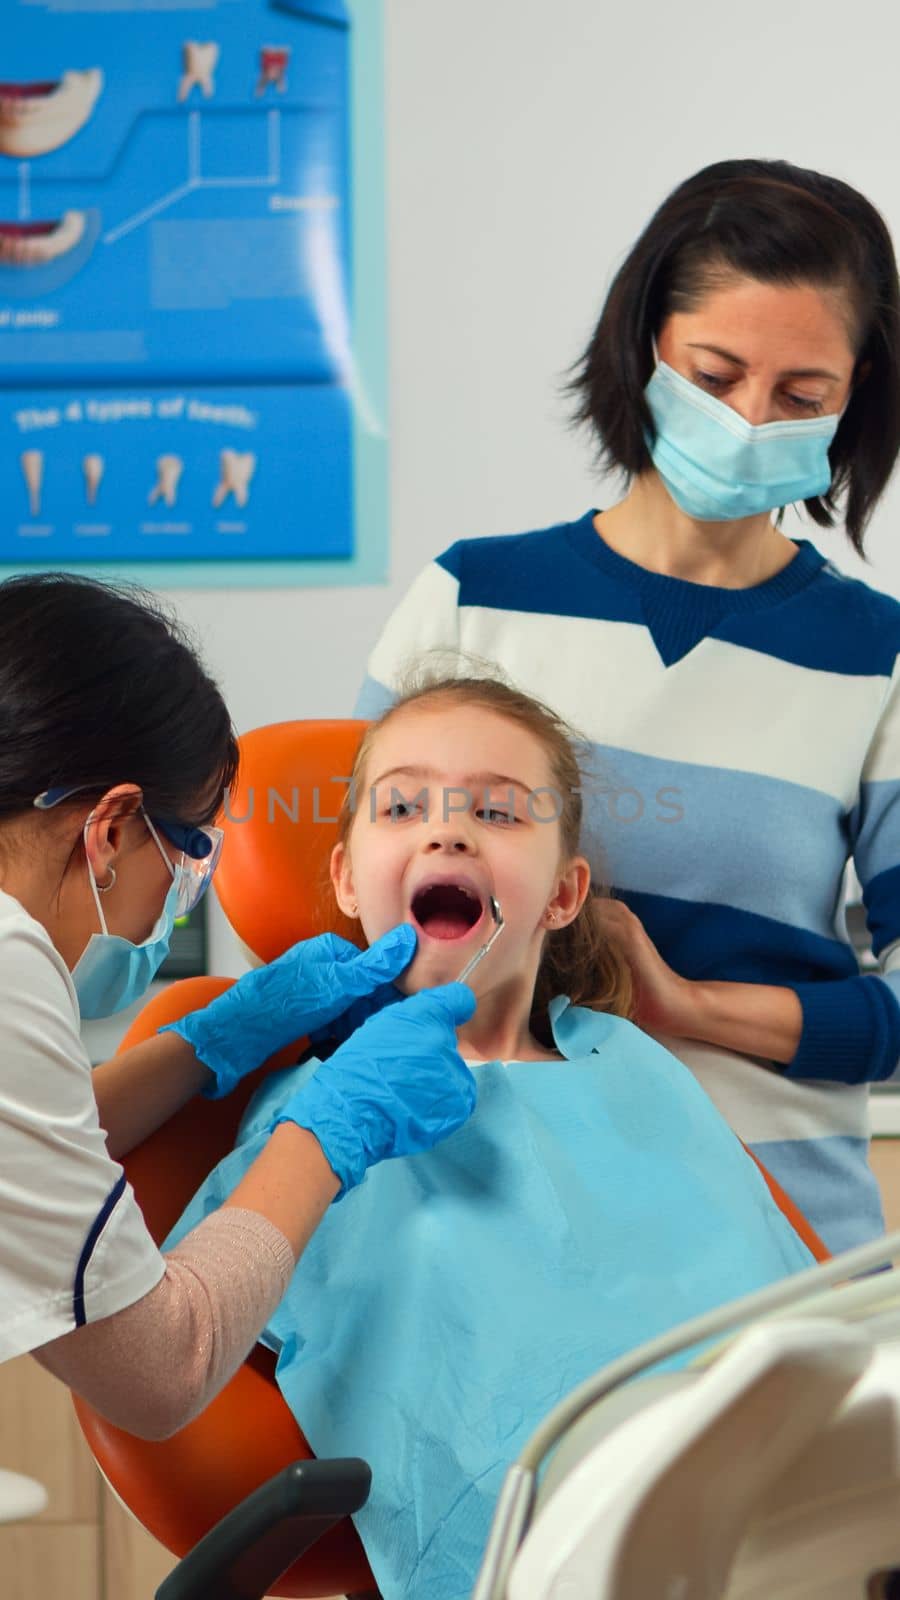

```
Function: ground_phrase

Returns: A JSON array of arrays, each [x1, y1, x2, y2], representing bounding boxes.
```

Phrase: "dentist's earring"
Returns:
[[97, 866, 117, 894]]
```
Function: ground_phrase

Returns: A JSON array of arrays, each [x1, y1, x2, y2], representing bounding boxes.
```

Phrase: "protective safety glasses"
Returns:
[[34, 784, 224, 918], [142, 812, 224, 918]]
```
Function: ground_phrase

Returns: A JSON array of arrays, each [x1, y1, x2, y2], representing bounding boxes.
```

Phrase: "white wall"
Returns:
[[148, 0, 900, 977]]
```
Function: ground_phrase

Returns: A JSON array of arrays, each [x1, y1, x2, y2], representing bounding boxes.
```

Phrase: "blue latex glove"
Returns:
[[162, 923, 418, 1099], [307, 975, 404, 1050], [276, 982, 478, 1197]]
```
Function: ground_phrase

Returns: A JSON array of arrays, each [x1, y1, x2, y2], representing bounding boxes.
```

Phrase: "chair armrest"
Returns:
[[155, 1457, 372, 1600]]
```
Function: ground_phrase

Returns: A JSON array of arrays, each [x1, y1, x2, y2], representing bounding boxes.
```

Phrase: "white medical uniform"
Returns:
[[0, 888, 164, 1363]]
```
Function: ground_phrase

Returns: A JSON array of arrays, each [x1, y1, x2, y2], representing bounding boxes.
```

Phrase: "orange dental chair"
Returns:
[[72, 719, 829, 1600]]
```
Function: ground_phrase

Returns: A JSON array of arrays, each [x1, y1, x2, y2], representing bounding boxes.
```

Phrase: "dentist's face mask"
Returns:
[[72, 810, 194, 1018], [643, 335, 846, 522]]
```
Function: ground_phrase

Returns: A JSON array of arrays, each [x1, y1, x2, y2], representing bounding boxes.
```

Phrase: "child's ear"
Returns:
[[544, 856, 591, 930], [330, 840, 358, 919]]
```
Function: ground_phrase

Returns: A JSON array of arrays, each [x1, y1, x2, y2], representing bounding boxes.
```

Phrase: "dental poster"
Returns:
[[0, 0, 386, 576]]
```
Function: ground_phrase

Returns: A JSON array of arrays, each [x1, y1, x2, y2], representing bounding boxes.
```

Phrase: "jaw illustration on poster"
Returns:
[[0, 0, 386, 581]]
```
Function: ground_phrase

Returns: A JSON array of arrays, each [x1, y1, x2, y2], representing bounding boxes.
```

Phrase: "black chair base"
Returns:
[[155, 1458, 372, 1600]]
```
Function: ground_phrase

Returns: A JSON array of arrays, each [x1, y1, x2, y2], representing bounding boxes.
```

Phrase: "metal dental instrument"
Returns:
[[457, 895, 505, 985]]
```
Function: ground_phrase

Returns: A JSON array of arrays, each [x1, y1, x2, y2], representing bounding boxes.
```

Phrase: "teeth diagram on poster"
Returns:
[[0, 0, 367, 566]]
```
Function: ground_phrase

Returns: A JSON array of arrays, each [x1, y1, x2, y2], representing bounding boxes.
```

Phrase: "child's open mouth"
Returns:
[[410, 878, 486, 942]]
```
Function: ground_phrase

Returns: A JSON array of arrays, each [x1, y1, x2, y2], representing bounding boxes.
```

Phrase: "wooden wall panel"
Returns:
[[0, 1357, 99, 1524], [0, 1524, 101, 1600], [870, 1137, 900, 1233]]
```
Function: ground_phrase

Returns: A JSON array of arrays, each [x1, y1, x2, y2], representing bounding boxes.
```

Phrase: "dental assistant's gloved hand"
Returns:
[[276, 982, 478, 1198], [307, 975, 404, 1050], [162, 923, 418, 1099]]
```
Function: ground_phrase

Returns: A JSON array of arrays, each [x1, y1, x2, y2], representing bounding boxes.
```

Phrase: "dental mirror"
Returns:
[[457, 895, 505, 985]]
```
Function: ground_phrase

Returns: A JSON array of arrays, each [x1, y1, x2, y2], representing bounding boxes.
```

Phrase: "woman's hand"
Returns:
[[595, 898, 804, 1063], [162, 923, 418, 1098], [594, 898, 701, 1035]]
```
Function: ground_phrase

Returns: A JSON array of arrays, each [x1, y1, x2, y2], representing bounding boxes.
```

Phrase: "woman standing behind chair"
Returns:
[[0, 572, 477, 1437], [356, 156, 900, 1255]]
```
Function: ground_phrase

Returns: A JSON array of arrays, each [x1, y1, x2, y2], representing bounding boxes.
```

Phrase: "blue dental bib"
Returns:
[[168, 998, 814, 1599]]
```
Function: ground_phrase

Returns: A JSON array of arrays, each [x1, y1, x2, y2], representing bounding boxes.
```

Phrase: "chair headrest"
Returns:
[[214, 719, 368, 963]]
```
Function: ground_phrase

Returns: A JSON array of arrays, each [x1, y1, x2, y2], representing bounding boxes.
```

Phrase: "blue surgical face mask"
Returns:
[[643, 336, 846, 522], [72, 812, 185, 1018]]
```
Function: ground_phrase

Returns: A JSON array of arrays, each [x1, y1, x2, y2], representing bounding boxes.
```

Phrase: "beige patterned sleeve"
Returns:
[[33, 1208, 295, 1440]]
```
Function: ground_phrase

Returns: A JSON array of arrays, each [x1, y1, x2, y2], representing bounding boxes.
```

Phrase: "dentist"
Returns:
[[0, 572, 475, 1437]]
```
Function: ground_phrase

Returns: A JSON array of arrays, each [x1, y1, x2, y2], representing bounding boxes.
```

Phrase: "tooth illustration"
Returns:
[[0, 212, 87, 267], [256, 46, 290, 95], [82, 454, 104, 506], [178, 42, 219, 102], [212, 449, 256, 510], [20, 451, 44, 518], [0, 71, 103, 158], [148, 455, 184, 508]]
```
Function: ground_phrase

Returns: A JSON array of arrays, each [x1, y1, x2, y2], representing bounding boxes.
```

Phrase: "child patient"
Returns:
[[171, 673, 817, 1600]]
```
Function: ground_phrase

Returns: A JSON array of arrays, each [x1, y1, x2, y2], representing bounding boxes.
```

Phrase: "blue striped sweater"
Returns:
[[356, 509, 900, 1252]]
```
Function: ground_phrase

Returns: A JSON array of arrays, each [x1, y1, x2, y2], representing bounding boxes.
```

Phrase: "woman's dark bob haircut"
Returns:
[[0, 572, 239, 828], [569, 158, 900, 556]]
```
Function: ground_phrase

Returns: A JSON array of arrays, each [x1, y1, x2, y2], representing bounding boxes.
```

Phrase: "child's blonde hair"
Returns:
[[336, 669, 633, 1044]]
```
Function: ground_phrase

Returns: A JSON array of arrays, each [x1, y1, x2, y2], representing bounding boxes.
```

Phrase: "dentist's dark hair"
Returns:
[[0, 572, 239, 828], [568, 157, 900, 555]]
